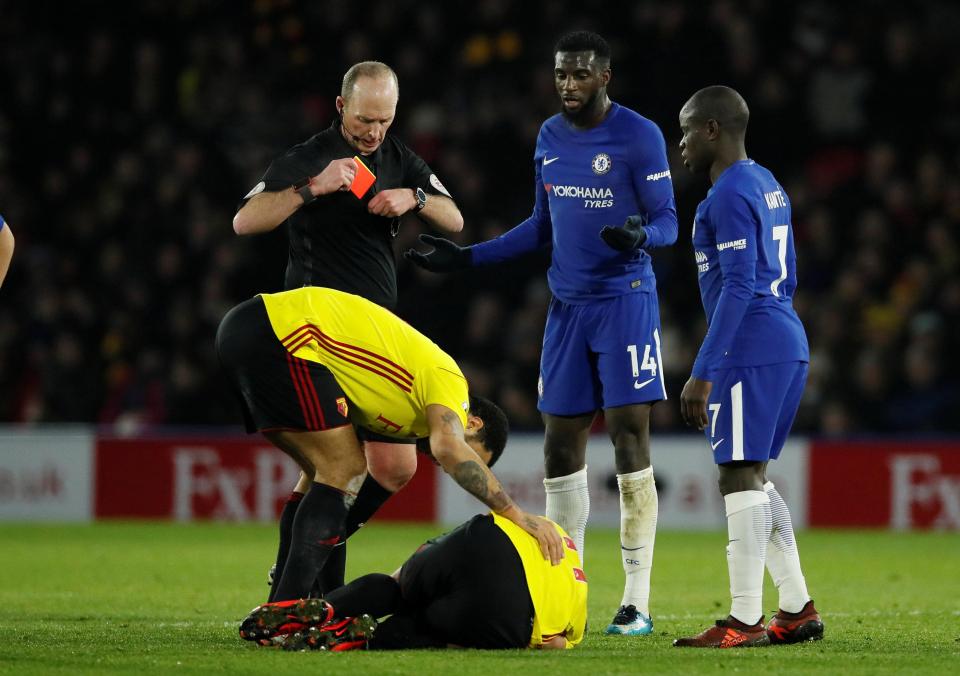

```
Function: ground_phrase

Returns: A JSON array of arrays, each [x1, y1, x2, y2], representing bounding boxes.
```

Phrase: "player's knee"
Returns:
[[605, 405, 650, 439], [607, 423, 651, 473], [544, 445, 583, 477], [365, 442, 417, 492], [717, 461, 764, 495]]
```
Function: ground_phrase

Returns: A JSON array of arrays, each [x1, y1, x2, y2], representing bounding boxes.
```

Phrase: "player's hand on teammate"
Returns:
[[504, 506, 564, 565], [368, 189, 416, 217], [600, 214, 648, 251], [680, 376, 712, 430], [404, 234, 472, 272], [315, 158, 358, 194]]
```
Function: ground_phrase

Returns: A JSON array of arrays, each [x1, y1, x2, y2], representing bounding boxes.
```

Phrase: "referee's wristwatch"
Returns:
[[413, 187, 427, 212], [293, 177, 316, 205]]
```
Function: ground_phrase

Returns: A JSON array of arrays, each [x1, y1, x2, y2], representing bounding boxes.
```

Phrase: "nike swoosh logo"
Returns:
[[634, 377, 655, 389], [711, 438, 725, 450], [621, 545, 645, 551], [543, 156, 559, 165]]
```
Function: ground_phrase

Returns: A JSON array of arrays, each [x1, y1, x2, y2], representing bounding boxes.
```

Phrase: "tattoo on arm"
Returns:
[[452, 460, 488, 501], [452, 460, 512, 512], [440, 411, 459, 435], [487, 488, 512, 513]]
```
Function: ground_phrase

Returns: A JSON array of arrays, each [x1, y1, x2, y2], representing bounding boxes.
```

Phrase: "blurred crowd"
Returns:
[[0, 0, 958, 435]]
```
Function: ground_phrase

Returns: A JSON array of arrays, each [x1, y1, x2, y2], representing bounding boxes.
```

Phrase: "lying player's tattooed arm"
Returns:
[[426, 404, 564, 564]]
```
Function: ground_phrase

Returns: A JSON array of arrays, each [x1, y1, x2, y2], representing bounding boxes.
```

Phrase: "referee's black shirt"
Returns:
[[241, 120, 451, 309]]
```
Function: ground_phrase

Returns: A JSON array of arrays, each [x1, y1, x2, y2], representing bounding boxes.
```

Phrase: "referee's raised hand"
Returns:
[[404, 234, 472, 272], [315, 158, 357, 195]]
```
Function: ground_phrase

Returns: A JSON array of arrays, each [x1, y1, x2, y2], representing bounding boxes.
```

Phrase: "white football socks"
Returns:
[[725, 490, 772, 626], [617, 467, 658, 616], [765, 481, 811, 613], [544, 466, 590, 563]]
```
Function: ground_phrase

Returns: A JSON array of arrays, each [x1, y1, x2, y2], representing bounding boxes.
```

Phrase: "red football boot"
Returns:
[[239, 598, 334, 641], [279, 615, 378, 651], [674, 615, 771, 648], [766, 600, 824, 644]]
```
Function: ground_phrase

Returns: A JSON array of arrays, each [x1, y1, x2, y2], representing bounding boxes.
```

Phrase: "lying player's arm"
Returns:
[[0, 217, 13, 288], [425, 404, 563, 565], [537, 635, 568, 650], [233, 158, 358, 235]]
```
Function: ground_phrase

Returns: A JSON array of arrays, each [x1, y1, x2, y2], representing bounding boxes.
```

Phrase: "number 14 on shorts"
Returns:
[[627, 342, 657, 389]]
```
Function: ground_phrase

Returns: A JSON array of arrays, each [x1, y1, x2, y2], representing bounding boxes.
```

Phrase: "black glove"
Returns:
[[404, 234, 472, 272], [600, 214, 648, 251]]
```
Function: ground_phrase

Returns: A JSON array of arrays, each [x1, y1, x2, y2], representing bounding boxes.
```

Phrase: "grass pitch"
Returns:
[[0, 521, 957, 674]]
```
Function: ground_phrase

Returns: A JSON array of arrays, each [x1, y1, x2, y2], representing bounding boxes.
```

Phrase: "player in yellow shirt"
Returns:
[[216, 287, 563, 615], [245, 513, 587, 651]]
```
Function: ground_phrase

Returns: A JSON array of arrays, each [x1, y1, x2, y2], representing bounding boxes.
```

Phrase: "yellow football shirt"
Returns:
[[259, 287, 469, 439], [491, 513, 588, 649]]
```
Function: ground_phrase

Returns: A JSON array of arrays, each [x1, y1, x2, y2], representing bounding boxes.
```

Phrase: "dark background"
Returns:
[[0, 0, 957, 435]]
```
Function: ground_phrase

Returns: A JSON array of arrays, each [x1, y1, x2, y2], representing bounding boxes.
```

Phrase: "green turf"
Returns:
[[0, 522, 958, 674]]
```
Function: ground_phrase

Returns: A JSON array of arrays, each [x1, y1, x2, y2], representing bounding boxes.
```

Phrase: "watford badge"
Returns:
[[336, 397, 349, 418]]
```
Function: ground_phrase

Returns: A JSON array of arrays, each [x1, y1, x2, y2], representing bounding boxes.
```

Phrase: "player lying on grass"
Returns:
[[241, 512, 587, 651], [216, 287, 563, 620]]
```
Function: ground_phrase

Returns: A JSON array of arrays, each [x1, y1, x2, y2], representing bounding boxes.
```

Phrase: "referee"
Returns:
[[233, 60, 463, 305], [232, 61, 464, 600]]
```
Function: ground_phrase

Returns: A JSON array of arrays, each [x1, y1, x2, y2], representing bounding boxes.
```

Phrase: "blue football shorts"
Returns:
[[704, 361, 808, 464], [538, 291, 667, 416]]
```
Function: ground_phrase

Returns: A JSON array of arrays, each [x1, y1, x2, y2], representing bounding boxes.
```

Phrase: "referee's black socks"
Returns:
[[271, 481, 353, 602]]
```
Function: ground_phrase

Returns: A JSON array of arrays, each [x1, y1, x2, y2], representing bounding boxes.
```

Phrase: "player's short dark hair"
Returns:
[[469, 394, 509, 468], [554, 31, 611, 65], [686, 85, 750, 135]]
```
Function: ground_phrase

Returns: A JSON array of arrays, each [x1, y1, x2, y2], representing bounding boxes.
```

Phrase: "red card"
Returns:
[[350, 156, 376, 199]]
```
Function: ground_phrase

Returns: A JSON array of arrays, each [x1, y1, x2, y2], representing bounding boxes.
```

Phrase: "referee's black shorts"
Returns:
[[396, 514, 534, 649], [215, 296, 352, 433]]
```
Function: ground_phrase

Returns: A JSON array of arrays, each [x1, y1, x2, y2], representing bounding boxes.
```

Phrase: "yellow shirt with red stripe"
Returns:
[[491, 513, 588, 649], [259, 287, 469, 439]]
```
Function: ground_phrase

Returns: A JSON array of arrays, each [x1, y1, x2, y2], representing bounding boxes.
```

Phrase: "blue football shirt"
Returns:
[[691, 160, 809, 378], [471, 103, 677, 303]]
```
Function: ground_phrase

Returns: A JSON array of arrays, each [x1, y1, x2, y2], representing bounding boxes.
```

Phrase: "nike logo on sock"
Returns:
[[621, 545, 646, 551]]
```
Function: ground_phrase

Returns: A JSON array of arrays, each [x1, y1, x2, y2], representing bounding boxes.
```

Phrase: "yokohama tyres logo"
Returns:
[[549, 185, 613, 199]]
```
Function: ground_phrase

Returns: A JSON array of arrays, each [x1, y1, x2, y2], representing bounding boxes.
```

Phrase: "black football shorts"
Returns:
[[216, 296, 352, 433], [396, 514, 534, 648]]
